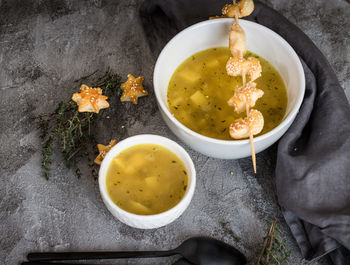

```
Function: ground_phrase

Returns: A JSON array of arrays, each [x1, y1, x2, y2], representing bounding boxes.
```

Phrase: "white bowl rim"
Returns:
[[153, 18, 305, 145], [98, 134, 196, 220]]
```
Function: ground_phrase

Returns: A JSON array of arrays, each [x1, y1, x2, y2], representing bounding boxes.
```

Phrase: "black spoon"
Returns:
[[27, 237, 246, 265], [21, 260, 193, 265], [21, 261, 85, 265], [21, 259, 193, 265], [173, 258, 195, 265]]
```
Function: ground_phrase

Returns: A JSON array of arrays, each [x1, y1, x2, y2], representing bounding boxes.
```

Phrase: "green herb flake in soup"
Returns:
[[106, 144, 188, 215], [167, 47, 287, 140]]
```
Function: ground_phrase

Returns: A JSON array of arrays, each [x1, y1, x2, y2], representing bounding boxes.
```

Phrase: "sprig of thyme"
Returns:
[[256, 220, 291, 265], [95, 71, 123, 99], [38, 72, 122, 179]]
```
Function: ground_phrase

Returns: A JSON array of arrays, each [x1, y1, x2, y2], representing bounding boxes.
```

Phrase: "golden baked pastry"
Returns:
[[226, 56, 262, 81], [229, 23, 246, 58], [210, 0, 254, 19], [229, 109, 264, 139], [94, 139, 117, 165], [120, 74, 148, 104], [72, 84, 109, 113], [227, 81, 264, 113], [222, 0, 254, 18]]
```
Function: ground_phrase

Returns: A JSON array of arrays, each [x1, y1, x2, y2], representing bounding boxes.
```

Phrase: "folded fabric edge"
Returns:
[[282, 208, 344, 263]]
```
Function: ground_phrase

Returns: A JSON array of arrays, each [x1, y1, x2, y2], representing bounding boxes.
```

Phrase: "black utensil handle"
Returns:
[[21, 261, 93, 265], [172, 258, 195, 265], [27, 250, 175, 261]]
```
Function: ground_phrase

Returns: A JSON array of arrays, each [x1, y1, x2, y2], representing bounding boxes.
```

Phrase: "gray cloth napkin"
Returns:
[[139, 1, 350, 264]]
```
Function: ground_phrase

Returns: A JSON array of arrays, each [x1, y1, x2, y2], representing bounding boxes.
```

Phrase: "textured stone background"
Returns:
[[0, 0, 349, 264]]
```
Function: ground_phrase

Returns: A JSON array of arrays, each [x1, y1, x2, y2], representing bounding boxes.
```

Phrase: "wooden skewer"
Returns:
[[242, 69, 246, 85], [233, 0, 239, 25], [242, 70, 257, 174], [246, 101, 257, 174], [234, 14, 239, 25]]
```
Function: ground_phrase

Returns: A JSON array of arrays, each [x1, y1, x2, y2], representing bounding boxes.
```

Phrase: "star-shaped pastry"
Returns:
[[94, 139, 117, 165], [120, 74, 148, 104], [222, 0, 254, 18], [72, 84, 109, 113]]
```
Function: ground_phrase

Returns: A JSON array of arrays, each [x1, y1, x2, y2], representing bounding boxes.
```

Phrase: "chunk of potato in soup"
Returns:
[[106, 144, 188, 215], [167, 47, 288, 140]]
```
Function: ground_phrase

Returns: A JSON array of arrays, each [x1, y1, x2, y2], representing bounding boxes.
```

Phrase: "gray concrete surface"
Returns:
[[0, 0, 349, 264]]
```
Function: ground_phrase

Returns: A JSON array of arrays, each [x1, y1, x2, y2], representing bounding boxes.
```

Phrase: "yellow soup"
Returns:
[[106, 144, 188, 215], [167, 47, 287, 140]]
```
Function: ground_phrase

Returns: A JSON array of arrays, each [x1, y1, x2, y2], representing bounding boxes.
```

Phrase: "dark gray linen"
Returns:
[[139, 0, 350, 264]]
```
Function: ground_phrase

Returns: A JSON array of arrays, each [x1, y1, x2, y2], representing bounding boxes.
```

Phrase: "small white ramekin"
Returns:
[[98, 134, 196, 229], [153, 19, 305, 159]]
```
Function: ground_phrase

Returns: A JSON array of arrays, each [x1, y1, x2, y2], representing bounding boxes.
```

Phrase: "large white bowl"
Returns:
[[99, 134, 196, 229], [153, 19, 305, 159]]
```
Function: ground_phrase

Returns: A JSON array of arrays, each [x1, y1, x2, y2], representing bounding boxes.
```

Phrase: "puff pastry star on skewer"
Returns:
[[227, 81, 264, 114], [222, 0, 255, 19], [210, 0, 254, 21], [229, 109, 264, 140], [226, 56, 262, 82], [229, 23, 247, 58]]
